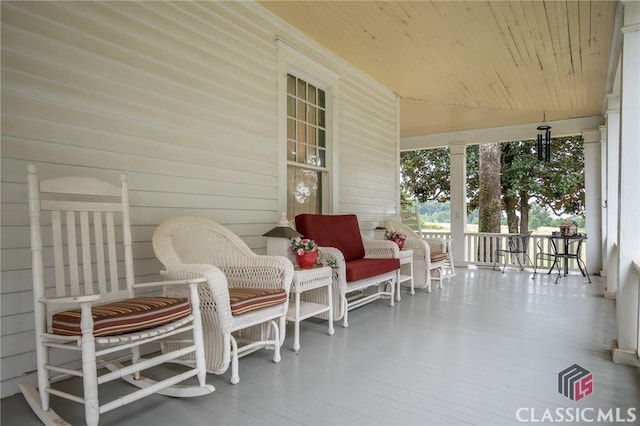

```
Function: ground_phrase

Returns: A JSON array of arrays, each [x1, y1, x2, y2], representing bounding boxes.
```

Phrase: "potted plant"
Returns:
[[289, 237, 319, 268], [384, 230, 406, 250]]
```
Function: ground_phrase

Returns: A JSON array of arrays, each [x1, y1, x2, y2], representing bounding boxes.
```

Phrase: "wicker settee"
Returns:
[[295, 214, 400, 327]]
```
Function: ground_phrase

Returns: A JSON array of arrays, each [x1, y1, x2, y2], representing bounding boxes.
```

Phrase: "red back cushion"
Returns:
[[295, 214, 366, 261]]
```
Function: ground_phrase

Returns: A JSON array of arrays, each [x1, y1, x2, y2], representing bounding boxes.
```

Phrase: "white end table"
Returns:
[[286, 265, 334, 352], [397, 249, 414, 301]]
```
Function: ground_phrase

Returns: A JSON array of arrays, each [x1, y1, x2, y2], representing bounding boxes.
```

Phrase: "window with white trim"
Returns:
[[286, 73, 329, 219]]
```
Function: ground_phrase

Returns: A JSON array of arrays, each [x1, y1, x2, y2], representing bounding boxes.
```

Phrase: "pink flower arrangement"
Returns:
[[384, 230, 406, 243], [289, 237, 319, 256]]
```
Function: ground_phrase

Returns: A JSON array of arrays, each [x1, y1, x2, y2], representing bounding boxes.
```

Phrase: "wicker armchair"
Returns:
[[383, 219, 452, 292], [153, 216, 293, 385]]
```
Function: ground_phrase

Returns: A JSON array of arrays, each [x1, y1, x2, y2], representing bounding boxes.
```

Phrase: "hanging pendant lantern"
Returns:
[[536, 114, 551, 162]]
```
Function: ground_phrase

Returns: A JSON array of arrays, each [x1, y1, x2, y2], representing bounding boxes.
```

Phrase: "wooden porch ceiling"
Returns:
[[260, 1, 618, 138]]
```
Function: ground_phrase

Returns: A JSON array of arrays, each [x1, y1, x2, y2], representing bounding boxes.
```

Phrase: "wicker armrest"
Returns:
[[424, 237, 446, 254], [361, 234, 399, 258], [221, 257, 293, 293], [162, 263, 234, 330]]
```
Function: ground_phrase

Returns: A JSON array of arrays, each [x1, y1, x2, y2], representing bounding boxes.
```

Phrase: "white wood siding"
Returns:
[[0, 2, 398, 397]]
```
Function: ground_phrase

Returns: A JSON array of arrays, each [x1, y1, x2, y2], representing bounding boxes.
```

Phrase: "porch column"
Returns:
[[582, 129, 602, 275], [613, 0, 640, 366], [604, 95, 620, 299], [449, 143, 467, 265], [599, 125, 608, 278]]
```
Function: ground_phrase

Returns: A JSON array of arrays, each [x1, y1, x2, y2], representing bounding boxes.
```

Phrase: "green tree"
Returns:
[[400, 136, 586, 234], [466, 145, 480, 214], [501, 140, 542, 233], [400, 148, 450, 203], [536, 136, 586, 216]]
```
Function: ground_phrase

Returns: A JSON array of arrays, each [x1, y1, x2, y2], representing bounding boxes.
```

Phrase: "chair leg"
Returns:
[[578, 260, 592, 283], [230, 335, 240, 385], [343, 308, 349, 328], [80, 309, 100, 426], [271, 319, 281, 363]]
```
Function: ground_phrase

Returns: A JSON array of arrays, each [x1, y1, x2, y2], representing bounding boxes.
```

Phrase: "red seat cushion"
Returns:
[[52, 297, 191, 337], [345, 258, 400, 282], [295, 214, 365, 261], [228, 288, 288, 316]]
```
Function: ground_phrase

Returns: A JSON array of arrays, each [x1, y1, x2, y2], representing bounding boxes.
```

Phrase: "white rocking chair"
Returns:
[[20, 165, 214, 426]]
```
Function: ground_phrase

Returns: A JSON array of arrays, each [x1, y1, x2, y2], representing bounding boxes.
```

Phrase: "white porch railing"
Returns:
[[422, 231, 587, 272]]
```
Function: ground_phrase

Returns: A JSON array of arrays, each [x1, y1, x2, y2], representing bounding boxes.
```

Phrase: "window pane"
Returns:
[[318, 148, 326, 167], [287, 74, 296, 96], [287, 165, 322, 218], [308, 128, 316, 147], [297, 80, 306, 100], [297, 100, 306, 120], [287, 139, 296, 161], [296, 141, 306, 163], [287, 96, 295, 117], [297, 123, 307, 143], [308, 106, 317, 125], [318, 109, 325, 128], [287, 118, 295, 139], [306, 146, 317, 165], [318, 90, 325, 108], [318, 129, 325, 148], [308, 85, 317, 104]]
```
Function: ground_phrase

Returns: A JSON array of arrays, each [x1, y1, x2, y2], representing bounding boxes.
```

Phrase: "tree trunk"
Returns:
[[519, 190, 530, 234], [501, 142, 518, 233], [478, 143, 501, 262], [505, 195, 519, 233]]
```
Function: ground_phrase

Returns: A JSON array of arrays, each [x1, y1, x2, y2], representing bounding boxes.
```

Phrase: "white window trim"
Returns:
[[276, 39, 340, 216]]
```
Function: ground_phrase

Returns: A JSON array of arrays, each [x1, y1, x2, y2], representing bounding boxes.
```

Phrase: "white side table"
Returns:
[[397, 249, 414, 301], [286, 266, 334, 352]]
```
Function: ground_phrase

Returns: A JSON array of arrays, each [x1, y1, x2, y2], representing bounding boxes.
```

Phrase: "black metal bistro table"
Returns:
[[547, 234, 591, 283]]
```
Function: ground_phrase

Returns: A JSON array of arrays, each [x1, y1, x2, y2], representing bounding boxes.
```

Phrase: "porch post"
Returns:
[[449, 143, 467, 265], [599, 125, 608, 278], [604, 95, 620, 299], [582, 129, 602, 275], [613, 0, 640, 366]]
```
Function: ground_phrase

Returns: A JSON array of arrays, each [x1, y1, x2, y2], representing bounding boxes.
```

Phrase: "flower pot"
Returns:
[[296, 251, 318, 269]]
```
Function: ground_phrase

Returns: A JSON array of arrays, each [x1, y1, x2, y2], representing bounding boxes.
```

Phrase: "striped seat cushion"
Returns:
[[431, 253, 448, 263], [228, 288, 288, 316], [51, 297, 191, 337]]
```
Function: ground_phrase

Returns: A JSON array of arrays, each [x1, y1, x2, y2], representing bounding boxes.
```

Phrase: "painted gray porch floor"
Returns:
[[2, 267, 639, 426]]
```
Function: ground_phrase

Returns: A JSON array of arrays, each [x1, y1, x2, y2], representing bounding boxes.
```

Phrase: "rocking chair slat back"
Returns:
[[28, 169, 131, 302]]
